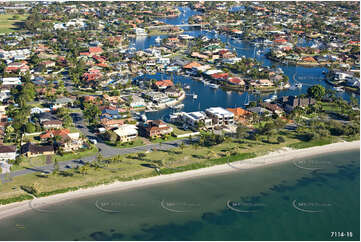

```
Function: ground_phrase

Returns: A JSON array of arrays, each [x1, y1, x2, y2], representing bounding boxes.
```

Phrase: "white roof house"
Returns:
[[1, 77, 22, 86], [114, 125, 138, 142], [206, 107, 234, 118], [114, 124, 138, 137], [205, 107, 235, 126], [204, 69, 223, 75]]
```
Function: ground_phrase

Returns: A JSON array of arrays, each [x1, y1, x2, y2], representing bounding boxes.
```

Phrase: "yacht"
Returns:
[[270, 93, 278, 100], [244, 93, 250, 106], [140, 113, 147, 122], [334, 86, 345, 92], [209, 83, 219, 89], [202, 80, 210, 85], [264, 98, 272, 103], [173, 104, 184, 110]]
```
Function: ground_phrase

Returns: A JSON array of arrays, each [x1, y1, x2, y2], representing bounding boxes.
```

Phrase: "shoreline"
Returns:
[[0, 140, 359, 221]]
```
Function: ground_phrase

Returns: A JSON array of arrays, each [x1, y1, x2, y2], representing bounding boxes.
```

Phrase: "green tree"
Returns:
[[236, 125, 249, 139], [25, 122, 36, 133], [307, 85, 326, 100], [83, 103, 101, 125]]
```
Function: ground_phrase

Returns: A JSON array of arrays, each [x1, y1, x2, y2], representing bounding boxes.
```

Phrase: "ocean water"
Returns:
[[0, 149, 359, 241]]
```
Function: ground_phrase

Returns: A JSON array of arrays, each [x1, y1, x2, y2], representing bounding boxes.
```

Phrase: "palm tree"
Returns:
[[192, 143, 199, 151], [179, 142, 185, 152], [96, 152, 103, 163], [52, 158, 59, 175], [79, 164, 88, 176], [225, 151, 231, 163], [208, 149, 218, 159]]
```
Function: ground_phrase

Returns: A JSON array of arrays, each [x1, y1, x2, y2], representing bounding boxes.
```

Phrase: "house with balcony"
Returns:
[[113, 124, 138, 143], [205, 107, 234, 127], [139, 120, 173, 138]]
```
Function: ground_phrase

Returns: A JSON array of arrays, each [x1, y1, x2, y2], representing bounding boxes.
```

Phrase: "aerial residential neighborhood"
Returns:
[[0, 2, 359, 241]]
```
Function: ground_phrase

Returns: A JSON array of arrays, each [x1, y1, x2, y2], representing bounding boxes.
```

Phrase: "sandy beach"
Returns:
[[0, 140, 359, 221]]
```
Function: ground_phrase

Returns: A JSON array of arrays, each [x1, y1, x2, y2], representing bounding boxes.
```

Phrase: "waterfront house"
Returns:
[[247, 107, 272, 116], [279, 96, 316, 112], [226, 107, 252, 125], [301, 56, 317, 63], [257, 79, 274, 87], [211, 73, 229, 81], [227, 77, 245, 86], [139, 120, 173, 138], [154, 80, 174, 90], [183, 61, 202, 69], [261, 103, 284, 116], [205, 107, 234, 127], [170, 111, 213, 130]]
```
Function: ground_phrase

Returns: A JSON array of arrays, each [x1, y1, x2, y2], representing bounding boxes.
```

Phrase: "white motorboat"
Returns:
[[334, 86, 345, 92], [270, 94, 278, 100], [173, 104, 184, 109], [264, 98, 272, 103], [295, 82, 303, 88], [155, 36, 161, 43], [140, 113, 147, 122], [193, 94, 198, 99], [209, 83, 219, 89]]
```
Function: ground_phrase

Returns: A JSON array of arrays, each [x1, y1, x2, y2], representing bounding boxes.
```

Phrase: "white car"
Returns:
[[89, 139, 97, 144]]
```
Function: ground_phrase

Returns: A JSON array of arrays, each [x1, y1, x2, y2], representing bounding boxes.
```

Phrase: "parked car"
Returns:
[[89, 139, 97, 144]]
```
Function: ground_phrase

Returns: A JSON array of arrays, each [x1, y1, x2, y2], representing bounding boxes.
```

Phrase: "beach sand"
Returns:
[[0, 140, 359, 221]]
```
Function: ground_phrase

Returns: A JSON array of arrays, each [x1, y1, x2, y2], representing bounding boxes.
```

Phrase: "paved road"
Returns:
[[0, 98, 193, 182]]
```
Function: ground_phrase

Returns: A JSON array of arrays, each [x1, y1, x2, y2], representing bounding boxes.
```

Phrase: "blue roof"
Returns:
[[102, 109, 119, 115]]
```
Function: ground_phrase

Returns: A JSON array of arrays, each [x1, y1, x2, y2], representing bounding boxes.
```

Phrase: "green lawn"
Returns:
[[0, 14, 28, 33], [168, 123, 196, 136], [0, 129, 357, 203], [11, 145, 98, 171], [287, 137, 338, 149], [104, 138, 144, 149], [150, 135, 181, 144]]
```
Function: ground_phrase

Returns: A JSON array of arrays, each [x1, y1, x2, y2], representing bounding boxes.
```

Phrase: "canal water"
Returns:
[[131, 6, 358, 121]]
